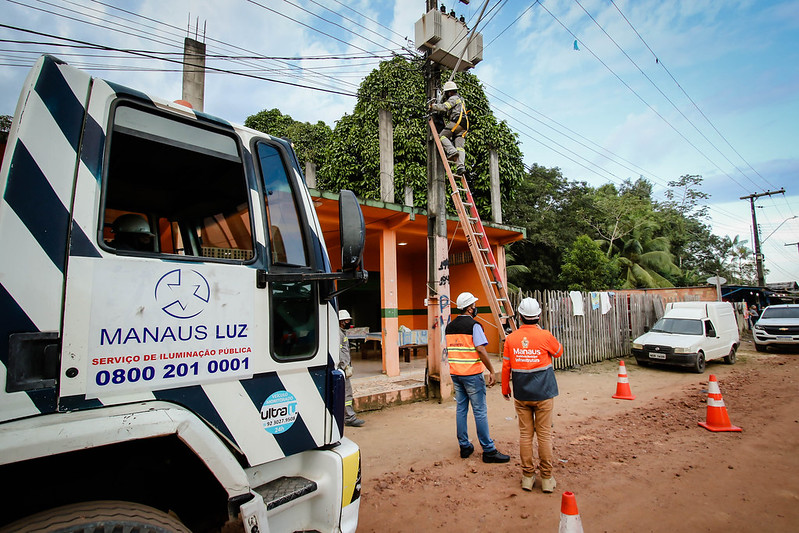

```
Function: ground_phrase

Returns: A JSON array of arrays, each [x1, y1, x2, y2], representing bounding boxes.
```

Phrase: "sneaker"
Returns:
[[459, 444, 474, 459], [482, 450, 510, 463], [344, 418, 365, 427], [521, 475, 535, 491], [541, 476, 557, 493]]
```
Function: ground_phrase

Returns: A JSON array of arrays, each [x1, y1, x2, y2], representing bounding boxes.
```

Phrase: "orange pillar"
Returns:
[[380, 228, 400, 377]]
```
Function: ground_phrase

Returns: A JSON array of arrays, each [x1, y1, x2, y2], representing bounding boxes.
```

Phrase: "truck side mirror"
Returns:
[[339, 189, 365, 272]]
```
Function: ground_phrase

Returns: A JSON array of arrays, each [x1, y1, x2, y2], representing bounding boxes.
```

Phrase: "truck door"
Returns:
[[60, 89, 332, 466]]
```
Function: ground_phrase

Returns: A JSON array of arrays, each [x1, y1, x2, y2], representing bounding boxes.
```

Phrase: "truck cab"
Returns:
[[0, 55, 365, 533]]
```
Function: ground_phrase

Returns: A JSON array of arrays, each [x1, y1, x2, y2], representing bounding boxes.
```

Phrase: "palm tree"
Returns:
[[613, 234, 681, 289]]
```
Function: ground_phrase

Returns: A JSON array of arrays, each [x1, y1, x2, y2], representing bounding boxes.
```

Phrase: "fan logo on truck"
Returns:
[[155, 268, 210, 319]]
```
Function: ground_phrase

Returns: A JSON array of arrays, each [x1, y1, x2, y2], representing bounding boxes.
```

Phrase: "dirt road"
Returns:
[[352, 338, 799, 532]]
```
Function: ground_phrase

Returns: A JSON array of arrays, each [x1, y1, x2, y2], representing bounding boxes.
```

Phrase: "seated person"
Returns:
[[109, 213, 155, 252]]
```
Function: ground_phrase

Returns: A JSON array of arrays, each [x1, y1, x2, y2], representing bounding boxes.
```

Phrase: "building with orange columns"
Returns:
[[311, 189, 525, 380]]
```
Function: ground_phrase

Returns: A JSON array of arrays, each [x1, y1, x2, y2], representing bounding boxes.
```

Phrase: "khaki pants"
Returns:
[[514, 397, 555, 478]]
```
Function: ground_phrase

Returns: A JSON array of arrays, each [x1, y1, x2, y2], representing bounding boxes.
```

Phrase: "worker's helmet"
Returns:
[[456, 292, 478, 310], [338, 309, 352, 321], [518, 297, 541, 319], [442, 81, 458, 92], [112, 213, 154, 236]]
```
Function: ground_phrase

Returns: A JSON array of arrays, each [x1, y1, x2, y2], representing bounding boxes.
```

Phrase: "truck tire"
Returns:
[[692, 351, 706, 374], [754, 342, 767, 352], [724, 347, 737, 364], [1, 501, 191, 533]]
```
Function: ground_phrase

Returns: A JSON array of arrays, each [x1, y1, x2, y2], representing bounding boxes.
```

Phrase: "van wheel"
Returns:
[[692, 352, 706, 373], [2, 500, 191, 533], [724, 347, 737, 364]]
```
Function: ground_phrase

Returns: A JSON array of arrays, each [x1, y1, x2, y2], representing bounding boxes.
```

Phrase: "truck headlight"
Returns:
[[632, 342, 643, 350]]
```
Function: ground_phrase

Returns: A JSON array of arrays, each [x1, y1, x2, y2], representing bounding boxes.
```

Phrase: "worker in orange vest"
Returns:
[[446, 292, 509, 463], [502, 297, 563, 493]]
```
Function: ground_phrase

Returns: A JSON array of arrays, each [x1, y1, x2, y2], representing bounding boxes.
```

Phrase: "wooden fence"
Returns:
[[508, 289, 697, 369]]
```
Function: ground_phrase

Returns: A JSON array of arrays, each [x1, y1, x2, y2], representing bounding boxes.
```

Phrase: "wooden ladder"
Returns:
[[428, 117, 517, 340]]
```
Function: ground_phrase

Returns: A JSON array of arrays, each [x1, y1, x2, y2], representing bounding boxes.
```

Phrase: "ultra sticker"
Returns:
[[261, 390, 298, 434]]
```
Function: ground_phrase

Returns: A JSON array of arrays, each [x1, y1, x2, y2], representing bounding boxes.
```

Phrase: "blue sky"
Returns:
[[1, 0, 797, 284]]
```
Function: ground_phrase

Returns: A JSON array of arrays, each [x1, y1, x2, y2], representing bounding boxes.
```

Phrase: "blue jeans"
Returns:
[[451, 373, 496, 453]]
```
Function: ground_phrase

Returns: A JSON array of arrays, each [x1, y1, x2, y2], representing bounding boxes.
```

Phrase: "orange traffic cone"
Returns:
[[612, 360, 636, 400], [698, 374, 741, 432], [558, 491, 584, 533]]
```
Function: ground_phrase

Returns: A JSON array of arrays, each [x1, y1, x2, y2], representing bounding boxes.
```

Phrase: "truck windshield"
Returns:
[[760, 307, 799, 319], [650, 318, 703, 335]]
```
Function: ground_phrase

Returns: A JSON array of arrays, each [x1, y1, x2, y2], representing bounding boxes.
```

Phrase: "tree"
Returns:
[[244, 108, 332, 171], [317, 57, 525, 210], [559, 235, 617, 291], [503, 164, 593, 291], [0, 114, 11, 144], [589, 179, 655, 258], [612, 230, 681, 289]]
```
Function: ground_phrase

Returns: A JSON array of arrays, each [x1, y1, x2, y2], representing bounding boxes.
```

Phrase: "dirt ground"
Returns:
[[352, 336, 799, 533]]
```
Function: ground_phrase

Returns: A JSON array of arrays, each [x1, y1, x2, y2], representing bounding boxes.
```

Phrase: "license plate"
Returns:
[[648, 352, 666, 359], [776, 336, 792, 340]]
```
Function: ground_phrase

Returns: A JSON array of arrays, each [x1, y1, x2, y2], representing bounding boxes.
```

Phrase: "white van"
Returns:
[[631, 301, 740, 373]]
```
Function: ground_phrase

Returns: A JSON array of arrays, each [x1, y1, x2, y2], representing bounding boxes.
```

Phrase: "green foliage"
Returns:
[[504, 164, 593, 290], [0, 114, 11, 143], [316, 57, 525, 209], [244, 108, 332, 171], [559, 235, 617, 291]]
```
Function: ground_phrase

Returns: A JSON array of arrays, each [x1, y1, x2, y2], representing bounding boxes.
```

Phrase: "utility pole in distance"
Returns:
[[740, 188, 785, 287]]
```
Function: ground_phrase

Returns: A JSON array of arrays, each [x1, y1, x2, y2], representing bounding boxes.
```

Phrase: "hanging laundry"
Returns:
[[600, 292, 612, 315], [590, 292, 600, 310], [569, 291, 584, 316]]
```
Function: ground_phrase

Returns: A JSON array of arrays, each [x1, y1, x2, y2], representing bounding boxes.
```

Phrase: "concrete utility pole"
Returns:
[[740, 188, 785, 287], [424, 0, 451, 400], [182, 21, 206, 111]]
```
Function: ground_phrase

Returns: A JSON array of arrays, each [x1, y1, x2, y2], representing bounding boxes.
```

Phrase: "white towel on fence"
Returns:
[[600, 292, 612, 315], [569, 291, 584, 316]]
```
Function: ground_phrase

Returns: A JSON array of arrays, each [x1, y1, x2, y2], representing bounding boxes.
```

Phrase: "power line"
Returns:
[[0, 23, 361, 97], [573, 0, 763, 193], [608, 0, 777, 192], [536, 1, 752, 194]]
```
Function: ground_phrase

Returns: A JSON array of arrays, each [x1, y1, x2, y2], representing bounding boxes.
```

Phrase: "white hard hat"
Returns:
[[338, 310, 351, 321], [456, 292, 478, 310], [442, 80, 458, 92], [518, 297, 541, 319]]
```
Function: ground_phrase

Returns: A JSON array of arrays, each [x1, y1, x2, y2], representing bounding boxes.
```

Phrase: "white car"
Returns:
[[753, 304, 799, 351]]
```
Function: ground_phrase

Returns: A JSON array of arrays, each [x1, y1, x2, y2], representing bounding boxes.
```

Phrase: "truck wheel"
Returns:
[[755, 342, 767, 352], [724, 347, 737, 364], [1, 501, 191, 533], [692, 352, 706, 374]]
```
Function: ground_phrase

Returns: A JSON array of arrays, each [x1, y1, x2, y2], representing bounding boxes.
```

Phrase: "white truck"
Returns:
[[0, 55, 367, 533], [631, 301, 739, 373]]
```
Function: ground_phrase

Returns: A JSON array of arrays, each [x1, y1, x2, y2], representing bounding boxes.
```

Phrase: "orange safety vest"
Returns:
[[445, 315, 485, 376]]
